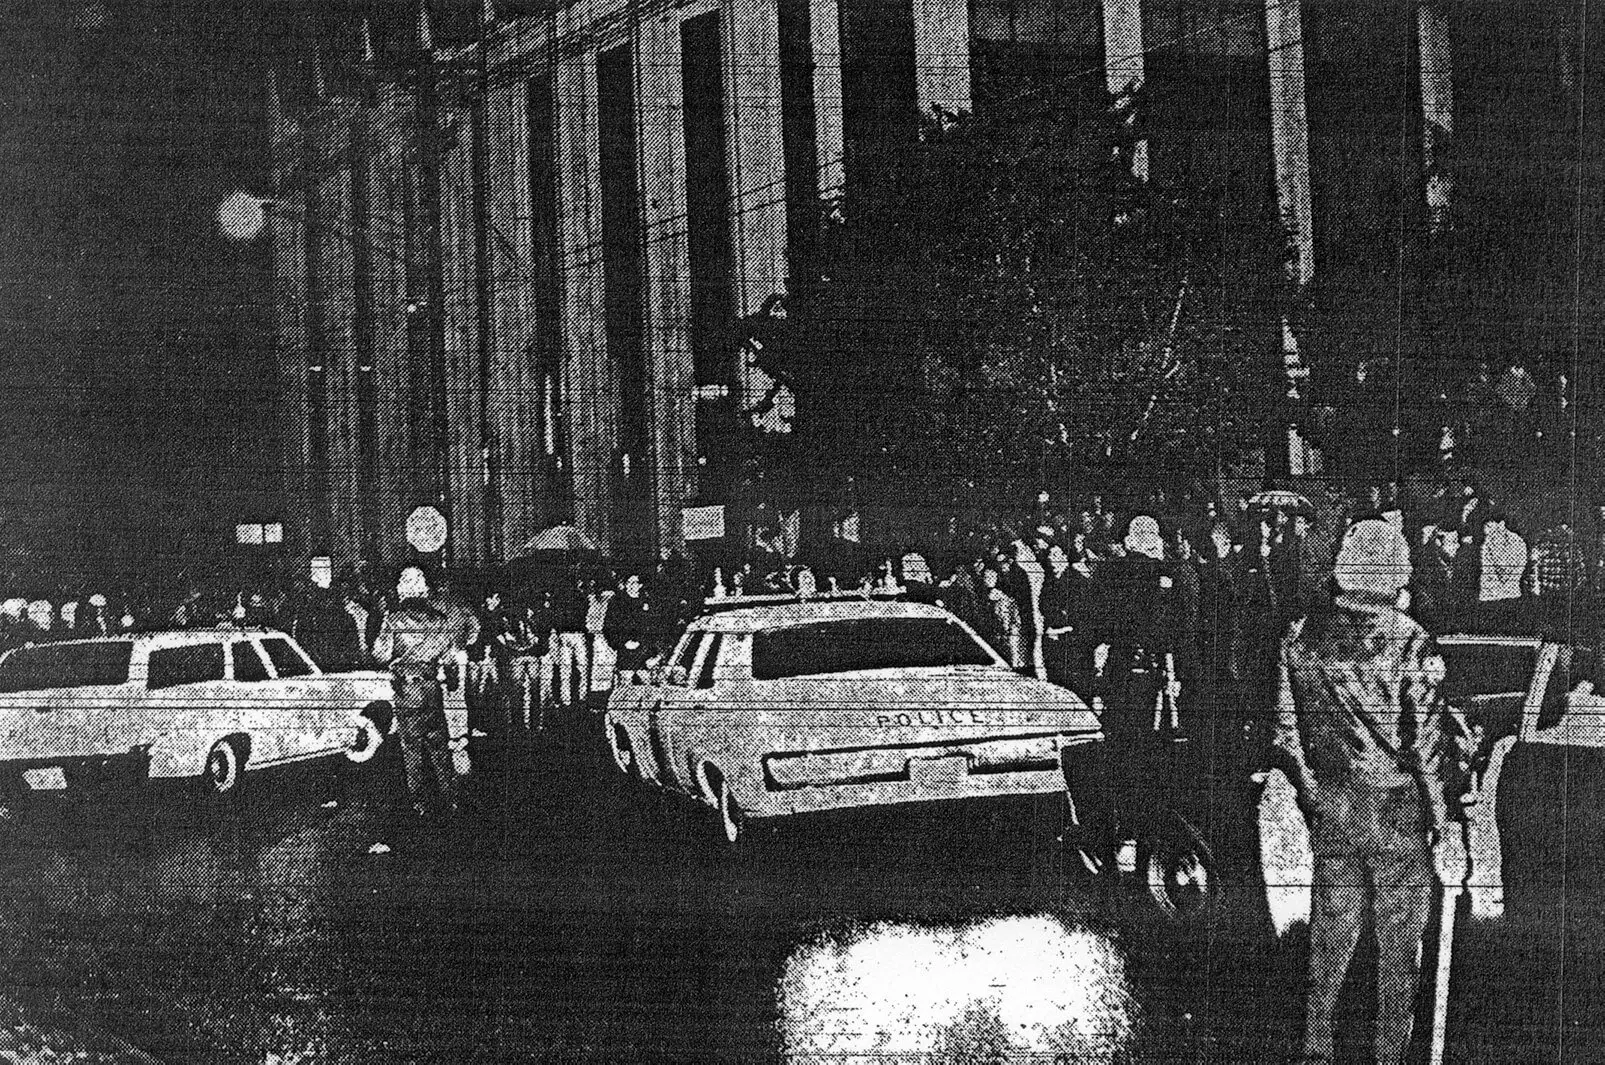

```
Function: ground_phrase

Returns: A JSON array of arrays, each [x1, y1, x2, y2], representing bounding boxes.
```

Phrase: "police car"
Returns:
[[604, 594, 1104, 845], [1433, 629, 1605, 925], [0, 629, 405, 798]]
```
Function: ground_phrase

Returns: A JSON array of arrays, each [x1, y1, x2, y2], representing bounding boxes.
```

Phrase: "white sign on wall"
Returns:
[[681, 505, 726, 542]]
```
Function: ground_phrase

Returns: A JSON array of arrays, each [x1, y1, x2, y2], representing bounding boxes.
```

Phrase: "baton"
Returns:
[[1428, 820, 1470, 1065]]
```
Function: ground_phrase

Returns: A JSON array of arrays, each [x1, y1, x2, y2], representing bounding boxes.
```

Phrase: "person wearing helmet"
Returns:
[[370, 566, 463, 850], [1274, 519, 1469, 1065]]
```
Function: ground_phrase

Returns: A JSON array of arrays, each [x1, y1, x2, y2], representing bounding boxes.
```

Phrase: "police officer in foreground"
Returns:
[[1273, 520, 1467, 1065], [369, 566, 462, 853]]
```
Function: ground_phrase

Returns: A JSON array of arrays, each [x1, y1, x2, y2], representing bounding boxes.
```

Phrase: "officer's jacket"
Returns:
[[373, 598, 459, 669], [1273, 592, 1453, 853], [1274, 591, 1449, 793]]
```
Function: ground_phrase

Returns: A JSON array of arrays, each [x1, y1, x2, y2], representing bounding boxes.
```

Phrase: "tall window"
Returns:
[[303, 176, 331, 550], [969, 0, 1103, 114], [349, 126, 378, 551], [526, 73, 570, 519], [840, 0, 918, 198], [597, 44, 650, 546], [1141, 0, 1272, 216], [778, 0, 823, 265], [1302, 0, 1421, 272], [681, 13, 735, 396]]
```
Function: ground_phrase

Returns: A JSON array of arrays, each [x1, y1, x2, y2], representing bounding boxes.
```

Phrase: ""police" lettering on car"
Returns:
[[875, 709, 995, 728]]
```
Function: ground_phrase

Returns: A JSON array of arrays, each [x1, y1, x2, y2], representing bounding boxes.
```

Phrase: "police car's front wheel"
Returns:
[[704, 765, 745, 848], [611, 726, 642, 781], [1138, 813, 1221, 927]]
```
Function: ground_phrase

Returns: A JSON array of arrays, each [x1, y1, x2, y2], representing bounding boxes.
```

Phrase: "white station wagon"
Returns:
[[0, 629, 408, 797], [605, 596, 1104, 844]]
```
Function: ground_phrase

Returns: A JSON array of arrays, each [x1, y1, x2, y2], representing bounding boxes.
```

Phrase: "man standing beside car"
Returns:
[[369, 566, 462, 852], [1274, 520, 1467, 1065]]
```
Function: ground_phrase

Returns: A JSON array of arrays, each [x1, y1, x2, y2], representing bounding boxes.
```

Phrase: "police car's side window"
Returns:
[[0, 643, 132, 692], [1439, 645, 1535, 700], [261, 638, 314, 678], [672, 633, 703, 676], [232, 642, 270, 683], [1539, 648, 1597, 731], [694, 635, 723, 690], [147, 644, 226, 690]]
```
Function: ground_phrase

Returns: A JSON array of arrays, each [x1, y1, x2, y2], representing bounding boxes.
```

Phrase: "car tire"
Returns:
[[612, 727, 642, 781], [705, 765, 745, 848], [1138, 813, 1220, 927], [201, 738, 245, 798], [345, 715, 386, 764]]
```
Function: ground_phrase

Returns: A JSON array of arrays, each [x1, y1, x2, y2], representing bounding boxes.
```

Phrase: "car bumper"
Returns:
[[743, 733, 1097, 818], [0, 751, 150, 792]]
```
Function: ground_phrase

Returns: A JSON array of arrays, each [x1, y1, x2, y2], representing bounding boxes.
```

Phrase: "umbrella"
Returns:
[[1245, 489, 1314, 518], [511, 524, 598, 558]]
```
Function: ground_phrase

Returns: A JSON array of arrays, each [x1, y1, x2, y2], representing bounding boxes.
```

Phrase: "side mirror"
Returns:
[[665, 665, 690, 688]]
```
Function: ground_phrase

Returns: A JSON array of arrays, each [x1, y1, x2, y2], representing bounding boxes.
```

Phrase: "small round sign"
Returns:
[[406, 505, 448, 554]]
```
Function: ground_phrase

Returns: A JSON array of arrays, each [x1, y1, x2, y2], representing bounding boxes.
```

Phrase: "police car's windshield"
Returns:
[[751, 617, 997, 680]]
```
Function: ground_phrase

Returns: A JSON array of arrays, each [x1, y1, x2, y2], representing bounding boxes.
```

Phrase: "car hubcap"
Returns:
[[209, 749, 233, 790], [720, 785, 739, 844], [1153, 849, 1210, 918]]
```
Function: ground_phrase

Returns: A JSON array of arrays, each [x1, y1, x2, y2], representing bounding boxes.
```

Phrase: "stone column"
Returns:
[[438, 99, 487, 565], [913, 0, 971, 122], [1264, 0, 1314, 286], [309, 111, 365, 568], [267, 72, 314, 562], [361, 86, 417, 567], [1417, 1, 1453, 232], [554, 48, 616, 552], [724, 0, 790, 316], [809, 0, 845, 202], [637, 11, 696, 554], [1263, 0, 1316, 474], [1102, 0, 1148, 180], [484, 69, 543, 554]]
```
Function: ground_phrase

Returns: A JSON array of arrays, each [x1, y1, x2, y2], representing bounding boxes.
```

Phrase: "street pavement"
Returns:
[[0, 716, 1602, 1063]]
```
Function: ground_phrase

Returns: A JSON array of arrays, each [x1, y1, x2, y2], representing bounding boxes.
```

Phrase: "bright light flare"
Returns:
[[219, 190, 269, 242], [775, 914, 1137, 1063]]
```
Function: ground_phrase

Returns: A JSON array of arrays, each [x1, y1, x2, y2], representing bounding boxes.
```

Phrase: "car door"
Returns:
[[257, 635, 339, 761], [145, 641, 233, 773], [1438, 637, 1540, 741], [228, 638, 285, 762], [656, 633, 723, 794], [632, 631, 700, 785]]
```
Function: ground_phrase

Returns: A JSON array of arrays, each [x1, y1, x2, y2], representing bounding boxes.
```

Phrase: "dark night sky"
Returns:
[[0, 0, 300, 580], [0, 0, 488, 579]]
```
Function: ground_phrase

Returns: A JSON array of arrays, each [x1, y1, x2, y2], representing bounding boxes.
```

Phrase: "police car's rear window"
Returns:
[[0, 642, 133, 692], [752, 618, 995, 680]]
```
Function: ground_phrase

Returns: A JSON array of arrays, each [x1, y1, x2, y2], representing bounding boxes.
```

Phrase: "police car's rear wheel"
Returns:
[[202, 738, 245, 797], [345, 714, 386, 764], [1140, 814, 1220, 926]]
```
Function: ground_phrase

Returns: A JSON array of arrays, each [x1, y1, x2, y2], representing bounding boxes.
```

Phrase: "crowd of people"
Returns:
[[1, 472, 1596, 729]]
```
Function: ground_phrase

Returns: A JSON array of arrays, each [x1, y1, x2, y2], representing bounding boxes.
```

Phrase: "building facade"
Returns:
[[264, 0, 1581, 568]]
